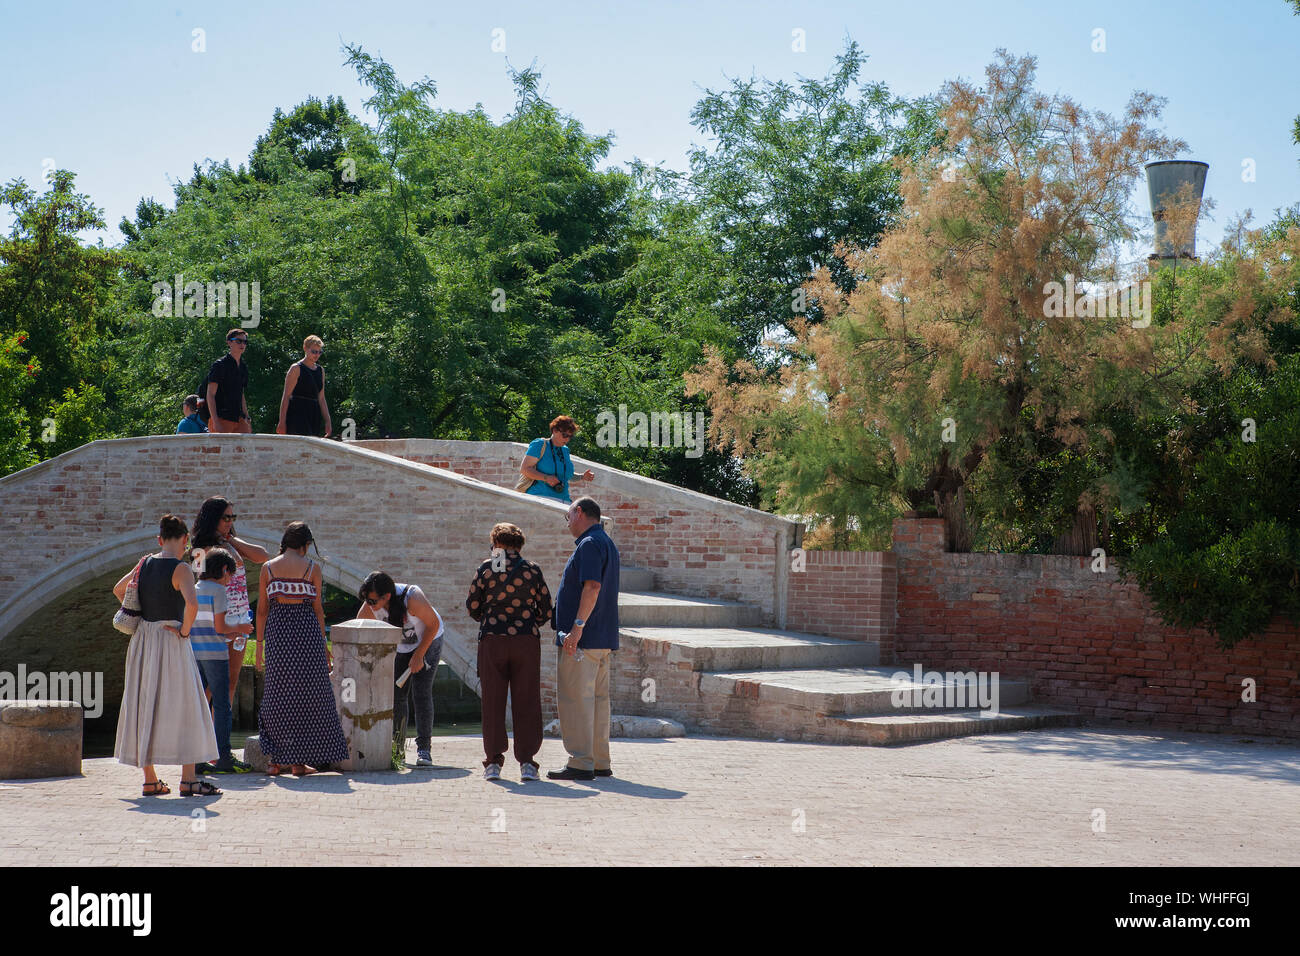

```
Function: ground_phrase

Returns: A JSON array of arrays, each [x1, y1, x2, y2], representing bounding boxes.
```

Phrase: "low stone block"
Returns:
[[543, 714, 686, 739], [611, 715, 686, 738], [240, 734, 268, 772], [0, 700, 82, 779]]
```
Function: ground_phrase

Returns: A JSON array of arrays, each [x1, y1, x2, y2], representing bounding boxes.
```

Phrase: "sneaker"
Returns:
[[484, 762, 502, 781], [416, 750, 433, 767], [195, 762, 214, 775], [210, 757, 253, 774], [520, 762, 540, 782]]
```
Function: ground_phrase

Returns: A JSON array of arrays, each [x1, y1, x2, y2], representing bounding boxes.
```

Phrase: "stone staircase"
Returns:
[[615, 567, 1079, 745]]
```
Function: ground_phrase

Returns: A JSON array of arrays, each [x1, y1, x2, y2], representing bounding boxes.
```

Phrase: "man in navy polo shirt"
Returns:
[[548, 497, 620, 781]]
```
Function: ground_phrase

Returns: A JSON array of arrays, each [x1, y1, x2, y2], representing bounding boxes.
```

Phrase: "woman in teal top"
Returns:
[[520, 415, 595, 503]]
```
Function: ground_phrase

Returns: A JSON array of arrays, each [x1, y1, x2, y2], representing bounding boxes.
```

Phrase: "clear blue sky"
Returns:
[[2, 0, 1297, 250]]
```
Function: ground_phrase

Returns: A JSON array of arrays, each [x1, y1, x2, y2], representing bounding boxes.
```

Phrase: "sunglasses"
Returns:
[[220, 514, 238, 522], [364, 595, 384, 606], [308, 348, 323, 355], [229, 338, 248, 345]]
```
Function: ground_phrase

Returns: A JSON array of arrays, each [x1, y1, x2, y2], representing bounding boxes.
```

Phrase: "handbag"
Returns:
[[112, 556, 147, 635], [514, 439, 566, 493]]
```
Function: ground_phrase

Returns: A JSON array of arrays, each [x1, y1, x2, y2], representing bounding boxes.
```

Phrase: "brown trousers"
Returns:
[[556, 647, 612, 772], [478, 634, 543, 767]]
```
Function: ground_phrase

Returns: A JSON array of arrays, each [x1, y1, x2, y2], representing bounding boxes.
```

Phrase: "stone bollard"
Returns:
[[241, 734, 268, 773], [330, 618, 401, 772], [0, 701, 83, 779]]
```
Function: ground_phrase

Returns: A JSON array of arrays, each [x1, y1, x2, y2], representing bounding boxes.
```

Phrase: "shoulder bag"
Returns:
[[112, 556, 148, 635]]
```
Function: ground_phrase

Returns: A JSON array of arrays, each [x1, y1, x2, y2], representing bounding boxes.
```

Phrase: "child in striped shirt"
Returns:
[[194, 548, 254, 773]]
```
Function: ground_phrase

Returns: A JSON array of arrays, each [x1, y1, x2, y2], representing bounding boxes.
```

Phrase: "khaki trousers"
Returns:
[[555, 647, 612, 772]]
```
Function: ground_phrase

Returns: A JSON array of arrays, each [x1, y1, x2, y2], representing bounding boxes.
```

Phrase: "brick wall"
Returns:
[[754, 517, 1299, 738], [354, 439, 803, 626], [889, 517, 1299, 738], [786, 550, 896, 659]]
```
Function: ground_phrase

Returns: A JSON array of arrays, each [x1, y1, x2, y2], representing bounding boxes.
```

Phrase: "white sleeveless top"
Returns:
[[376, 583, 444, 653]]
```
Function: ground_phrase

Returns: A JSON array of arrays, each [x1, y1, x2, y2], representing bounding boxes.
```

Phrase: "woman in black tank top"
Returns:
[[112, 514, 221, 797], [276, 335, 332, 437], [136, 553, 186, 622]]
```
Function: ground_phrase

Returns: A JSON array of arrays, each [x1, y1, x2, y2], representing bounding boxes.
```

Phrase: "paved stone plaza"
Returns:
[[2, 728, 1297, 866]]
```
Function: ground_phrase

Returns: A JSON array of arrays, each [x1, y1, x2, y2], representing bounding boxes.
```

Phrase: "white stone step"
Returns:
[[698, 666, 1029, 716], [617, 591, 763, 627], [821, 707, 1082, 745], [621, 626, 879, 670]]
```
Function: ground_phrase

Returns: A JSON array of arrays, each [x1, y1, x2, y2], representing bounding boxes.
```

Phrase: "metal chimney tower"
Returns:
[[1145, 160, 1209, 272]]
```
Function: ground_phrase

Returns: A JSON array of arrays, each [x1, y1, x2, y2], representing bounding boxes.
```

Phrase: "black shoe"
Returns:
[[547, 766, 595, 781], [195, 762, 215, 775], [594, 768, 613, 777]]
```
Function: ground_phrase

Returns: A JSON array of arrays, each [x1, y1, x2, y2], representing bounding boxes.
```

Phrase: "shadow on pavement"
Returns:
[[965, 727, 1300, 785], [122, 796, 225, 817], [487, 780, 599, 799], [584, 777, 687, 799]]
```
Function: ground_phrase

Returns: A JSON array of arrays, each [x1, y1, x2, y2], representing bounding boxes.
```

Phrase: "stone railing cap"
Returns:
[[329, 619, 402, 644]]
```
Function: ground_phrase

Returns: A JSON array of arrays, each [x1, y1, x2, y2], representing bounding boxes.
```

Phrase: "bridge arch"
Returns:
[[1, 434, 798, 727], [0, 436, 588, 697]]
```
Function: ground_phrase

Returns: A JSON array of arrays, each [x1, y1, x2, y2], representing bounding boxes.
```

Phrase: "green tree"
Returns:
[[687, 51, 1285, 553], [250, 95, 365, 195], [687, 39, 940, 351], [0, 331, 38, 473], [0, 171, 122, 472], [1123, 351, 1300, 647]]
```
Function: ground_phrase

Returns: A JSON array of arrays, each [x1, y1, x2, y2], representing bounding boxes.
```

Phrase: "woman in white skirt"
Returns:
[[113, 514, 221, 797]]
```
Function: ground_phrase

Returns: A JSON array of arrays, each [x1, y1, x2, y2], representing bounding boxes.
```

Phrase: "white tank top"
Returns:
[[377, 583, 444, 653]]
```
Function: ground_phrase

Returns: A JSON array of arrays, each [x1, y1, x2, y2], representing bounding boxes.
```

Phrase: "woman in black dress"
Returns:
[[255, 521, 348, 775], [275, 335, 332, 437]]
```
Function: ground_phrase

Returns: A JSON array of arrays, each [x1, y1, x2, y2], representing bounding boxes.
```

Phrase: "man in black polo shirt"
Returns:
[[548, 497, 621, 781], [206, 329, 252, 433]]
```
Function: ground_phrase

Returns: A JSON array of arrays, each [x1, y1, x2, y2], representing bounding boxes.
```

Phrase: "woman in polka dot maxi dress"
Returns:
[[254, 522, 348, 775]]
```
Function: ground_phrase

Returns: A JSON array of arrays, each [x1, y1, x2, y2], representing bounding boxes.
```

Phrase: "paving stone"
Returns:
[[1, 730, 1296, 865]]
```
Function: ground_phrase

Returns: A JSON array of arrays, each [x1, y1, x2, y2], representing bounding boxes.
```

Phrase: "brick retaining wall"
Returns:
[[802, 518, 1299, 738]]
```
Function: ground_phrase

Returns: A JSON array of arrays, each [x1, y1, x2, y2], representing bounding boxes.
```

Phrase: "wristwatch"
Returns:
[[573, 618, 586, 628]]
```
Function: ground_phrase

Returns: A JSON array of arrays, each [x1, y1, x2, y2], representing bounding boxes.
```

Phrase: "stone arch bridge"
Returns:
[[1, 436, 1074, 745], [0, 436, 822, 734]]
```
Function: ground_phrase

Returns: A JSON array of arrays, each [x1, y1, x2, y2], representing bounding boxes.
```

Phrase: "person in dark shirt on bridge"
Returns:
[[206, 330, 251, 433], [276, 335, 332, 437]]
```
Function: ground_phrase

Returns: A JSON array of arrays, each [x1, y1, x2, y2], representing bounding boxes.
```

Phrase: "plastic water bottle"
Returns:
[[227, 609, 252, 652], [557, 631, 584, 662]]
